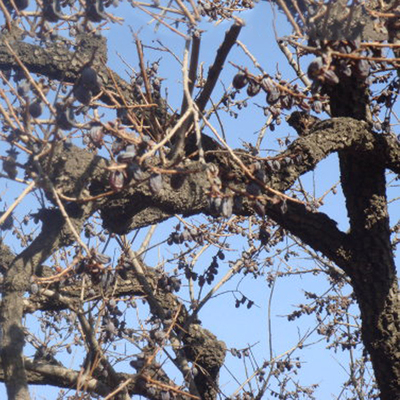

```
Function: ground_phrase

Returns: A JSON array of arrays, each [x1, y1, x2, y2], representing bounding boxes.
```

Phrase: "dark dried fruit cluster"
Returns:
[[4, 67, 101, 137], [4, 0, 29, 11], [234, 294, 254, 309], [230, 347, 250, 359], [178, 259, 198, 281], [55, 102, 78, 131], [258, 225, 271, 246], [74, 66, 101, 105], [231, 70, 324, 123], [239, 249, 259, 275], [370, 78, 400, 133], [198, 255, 219, 287], [306, 41, 378, 94], [286, 289, 360, 351], [209, 195, 234, 218], [75, 249, 113, 285], [9, 0, 114, 22], [85, 0, 108, 22], [157, 272, 181, 293], [108, 141, 152, 192], [167, 224, 206, 246], [101, 303, 125, 343], [131, 61, 162, 100], [2, 148, 19, 180]]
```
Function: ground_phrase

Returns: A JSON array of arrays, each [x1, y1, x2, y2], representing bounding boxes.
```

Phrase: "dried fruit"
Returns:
[[160, 391, 170, 400], [128, 162, 144, 181], [2, 149, 18, 180], [81, 67, 100, 91], [5, 0, 29, 11], [280, 95, 293, 110], [339, 62, 352, 77], [258, 227, 270, 246], [30, 283, 39, 294], [88, 124, 104, 148], [109, 170, 125, 191], [118, 145, 136, 163], [354, 59, 370, 79], [232, 72, 248, 89], [221, 196, 233, 218], [17, 80, 30, 97], [307, 57, 323, 81], [323, 69, 339, 85], [261, 77, 275, 92], [93, 251, 111, 264], [149, 173, 163, 194], [56, 105, 76, 130], [266, 87, 280, 105], [43, 0, 63, 22], [86, 0, 107, 21], [247, 80, 261, 97], [312, 100, 323, 113], [74, 84, 92, 105], [29, 101, 43, 118]]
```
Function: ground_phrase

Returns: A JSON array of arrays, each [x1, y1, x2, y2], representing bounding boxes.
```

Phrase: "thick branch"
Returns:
[[0, 358, 186, 399], [275, 117, 376, 191], [0, 33, 154, 119], [265, 201, 351, 273], [338, 145, 400, 400]]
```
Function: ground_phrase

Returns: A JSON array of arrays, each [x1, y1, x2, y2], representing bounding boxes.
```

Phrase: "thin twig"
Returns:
[[181, 33, 201, 114], [131, 1, 188, 39], [139, 107, 192, 164], [200, 112, 304, 204], [0, 0, 12, 30], [49, 185, 90, 254], [185, 0, 200, 21], [103, 378, 133, 400], [274, 0, 303, 36], [276, 39, 311, 87], [236, 40, 265, 74], [0, 180, 36, 227], [135, 35, 154, 107], [191, 258, 243, 317], [174, 0, 197, 25], [138, 224, 158, 254], [4, 41, 56, 115]]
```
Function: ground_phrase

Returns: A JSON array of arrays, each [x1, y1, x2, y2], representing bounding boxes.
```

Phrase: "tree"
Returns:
[[0, 0, 399, 399]]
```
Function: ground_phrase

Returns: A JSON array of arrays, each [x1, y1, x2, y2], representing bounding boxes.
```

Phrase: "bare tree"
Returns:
[[0, 0, 399, 399]]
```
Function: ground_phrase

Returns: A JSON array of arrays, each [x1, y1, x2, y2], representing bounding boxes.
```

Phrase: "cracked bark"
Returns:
[[327, 71, 400, 398], [338, 147, 400, 399]]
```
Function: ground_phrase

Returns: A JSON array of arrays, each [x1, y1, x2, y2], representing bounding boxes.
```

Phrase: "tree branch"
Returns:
[[195, 21, 243, 112]]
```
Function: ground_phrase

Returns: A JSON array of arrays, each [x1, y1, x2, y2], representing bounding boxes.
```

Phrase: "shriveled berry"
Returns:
[[232, 72, 248, 89], [247, 81, 261, 97], [29, 101, 43, 118]]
